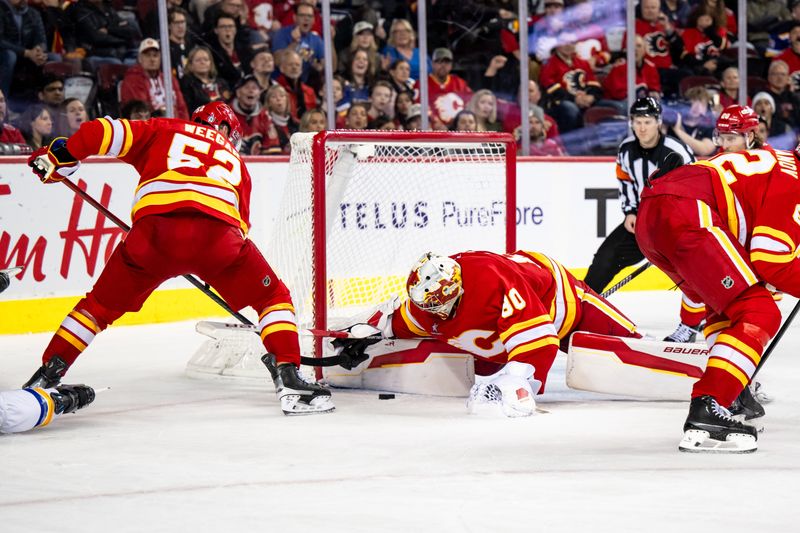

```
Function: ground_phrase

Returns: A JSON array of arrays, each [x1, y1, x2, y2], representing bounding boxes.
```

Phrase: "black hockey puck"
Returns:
[[378, 393, 395, 400]]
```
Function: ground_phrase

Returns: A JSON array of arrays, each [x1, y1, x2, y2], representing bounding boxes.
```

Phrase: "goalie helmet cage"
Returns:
[[267, 130, 517, 374]]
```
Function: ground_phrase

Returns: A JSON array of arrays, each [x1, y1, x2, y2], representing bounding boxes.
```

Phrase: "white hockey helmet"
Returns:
[[406, 252, 464, 319]]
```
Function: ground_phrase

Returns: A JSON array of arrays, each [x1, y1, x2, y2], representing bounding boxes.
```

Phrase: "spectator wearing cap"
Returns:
[[414, 47, 473, 128], [339, 21, 380, 81], [753, 91, 792, 141], [208, 13, 251, 89], [120, 38, 189, 120], [71, 0, 141, 69], [382, 18, 431, 83], [228, 74, 281, 155], [0, 88, 26, 147], [765, 59, 800, 128], [180, 45, 232, 113], [775, 22, 800, 90], [250, 47, 276, 92], [274, 48, 318, 122], [515, 106, 565, 156], [404, 102, 423, 130], [272, 2, 325, 86], [0, 0, 47, 104], [539, 37, 602, 133]]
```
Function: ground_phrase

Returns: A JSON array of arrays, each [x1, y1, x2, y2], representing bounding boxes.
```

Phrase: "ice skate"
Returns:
[[728, 384, 765, 420], [50, 385, 96, 415], [262, 354, 335, 416], [679, 395, 758, 453], [664, 322, 702, 343], [22, 356, 69, 389]]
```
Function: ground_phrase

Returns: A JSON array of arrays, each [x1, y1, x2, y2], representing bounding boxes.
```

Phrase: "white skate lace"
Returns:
[[710, 399, 738, 424], [667, 323, 699, 343]]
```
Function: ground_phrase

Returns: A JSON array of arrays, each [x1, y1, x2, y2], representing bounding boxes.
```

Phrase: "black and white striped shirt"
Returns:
[[615, 133, 694, 215]]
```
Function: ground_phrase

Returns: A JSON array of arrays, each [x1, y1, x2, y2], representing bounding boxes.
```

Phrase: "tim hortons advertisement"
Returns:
[[0, 157, 620, 332]]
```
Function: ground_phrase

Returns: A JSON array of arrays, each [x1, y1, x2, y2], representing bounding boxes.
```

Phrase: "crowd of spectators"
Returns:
[[1, 0, 800, 156]]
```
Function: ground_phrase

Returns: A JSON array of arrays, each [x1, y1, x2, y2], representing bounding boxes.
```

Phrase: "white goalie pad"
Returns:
[[567, 332, 709, 400], [187, 321, 268, 380], [322, 338, 474, 397]]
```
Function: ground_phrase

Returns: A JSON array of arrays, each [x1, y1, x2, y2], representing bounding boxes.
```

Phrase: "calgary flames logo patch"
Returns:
[[645, 31, 669, 57], [562, 69, 587, 95]]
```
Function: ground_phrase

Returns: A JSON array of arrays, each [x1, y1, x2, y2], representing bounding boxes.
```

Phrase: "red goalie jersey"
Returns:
[[65, 116, 252, 234], [390, 250, 639, 390]]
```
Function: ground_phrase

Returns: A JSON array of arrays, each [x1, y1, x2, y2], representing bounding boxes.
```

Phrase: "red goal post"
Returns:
[[266, 130, 517, 362]]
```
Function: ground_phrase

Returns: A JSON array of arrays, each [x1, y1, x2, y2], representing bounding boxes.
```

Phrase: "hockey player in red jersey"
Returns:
[[23, 101, 333, 416], [637, 142, 800, 452], [360, 250, 641, 414]]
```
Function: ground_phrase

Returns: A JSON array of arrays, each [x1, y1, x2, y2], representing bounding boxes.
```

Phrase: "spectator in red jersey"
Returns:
[[467, 90, 502, 133], [61, 98, 88, 136], [250, 47, 276, 91], [180, 46, 233, 114], [0, 88, 26, 147], [775, 22, 800, 91], [602, 35, 662, 113], [539, 37, 602, 133], [414, 47, 473, 128], [636, 0, 685, 97], [274, 48, 318, 121], [299, 107, 326, 133], [680, 6, 728, 76], [515, 106, 565, 156], [344, 101, 368, 129], [718, 66, 751, 108], [121, 38, 190, 120], [261, 83, 298, 153]]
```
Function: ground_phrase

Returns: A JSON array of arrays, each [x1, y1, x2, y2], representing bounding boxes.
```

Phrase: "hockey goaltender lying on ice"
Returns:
[[193, 250, 781, 454]]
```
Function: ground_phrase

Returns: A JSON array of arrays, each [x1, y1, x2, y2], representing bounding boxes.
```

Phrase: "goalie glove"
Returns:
[[28, 137, 80, 183], [467, 361, 541, 418], [330, 336, 381, 370]]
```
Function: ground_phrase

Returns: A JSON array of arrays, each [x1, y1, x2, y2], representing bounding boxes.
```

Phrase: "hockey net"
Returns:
[[187, 130, 516, 380]]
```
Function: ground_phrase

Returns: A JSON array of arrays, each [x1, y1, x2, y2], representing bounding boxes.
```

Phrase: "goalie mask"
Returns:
[[191, 101, 243, 151], [406, 252, 464, 319]]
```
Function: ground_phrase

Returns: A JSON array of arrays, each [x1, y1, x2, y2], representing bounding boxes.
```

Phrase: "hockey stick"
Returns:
[[600, 262, 652, 298], [60, 178, 253, 326], [196, 320, 381, 368], [751, 298, 800, 380]]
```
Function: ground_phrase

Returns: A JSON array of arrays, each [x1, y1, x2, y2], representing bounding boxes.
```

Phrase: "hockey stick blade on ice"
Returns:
[[601, 262, 652, 298], [196, 320, 381, 368], [60, 179, 253, 326]]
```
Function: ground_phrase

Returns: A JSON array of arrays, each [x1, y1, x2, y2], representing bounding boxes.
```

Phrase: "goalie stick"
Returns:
[[600, 261, 651, 298], [196, 320, 381, 368], [60, 178, 253, 326]]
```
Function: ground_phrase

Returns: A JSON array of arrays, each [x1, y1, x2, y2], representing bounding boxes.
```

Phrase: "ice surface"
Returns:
[[2, 291, 799, 532]]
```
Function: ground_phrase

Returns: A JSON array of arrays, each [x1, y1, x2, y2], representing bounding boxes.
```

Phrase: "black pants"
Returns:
[[583, 222, 644, 293]]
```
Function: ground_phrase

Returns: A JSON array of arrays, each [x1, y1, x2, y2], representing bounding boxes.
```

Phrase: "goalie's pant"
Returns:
[[637, 195, 781, 406], [39, 212, 302, 370]]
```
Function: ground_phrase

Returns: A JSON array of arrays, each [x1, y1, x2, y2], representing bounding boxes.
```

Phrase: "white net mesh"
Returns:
[[266, 131, 515, 341]]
